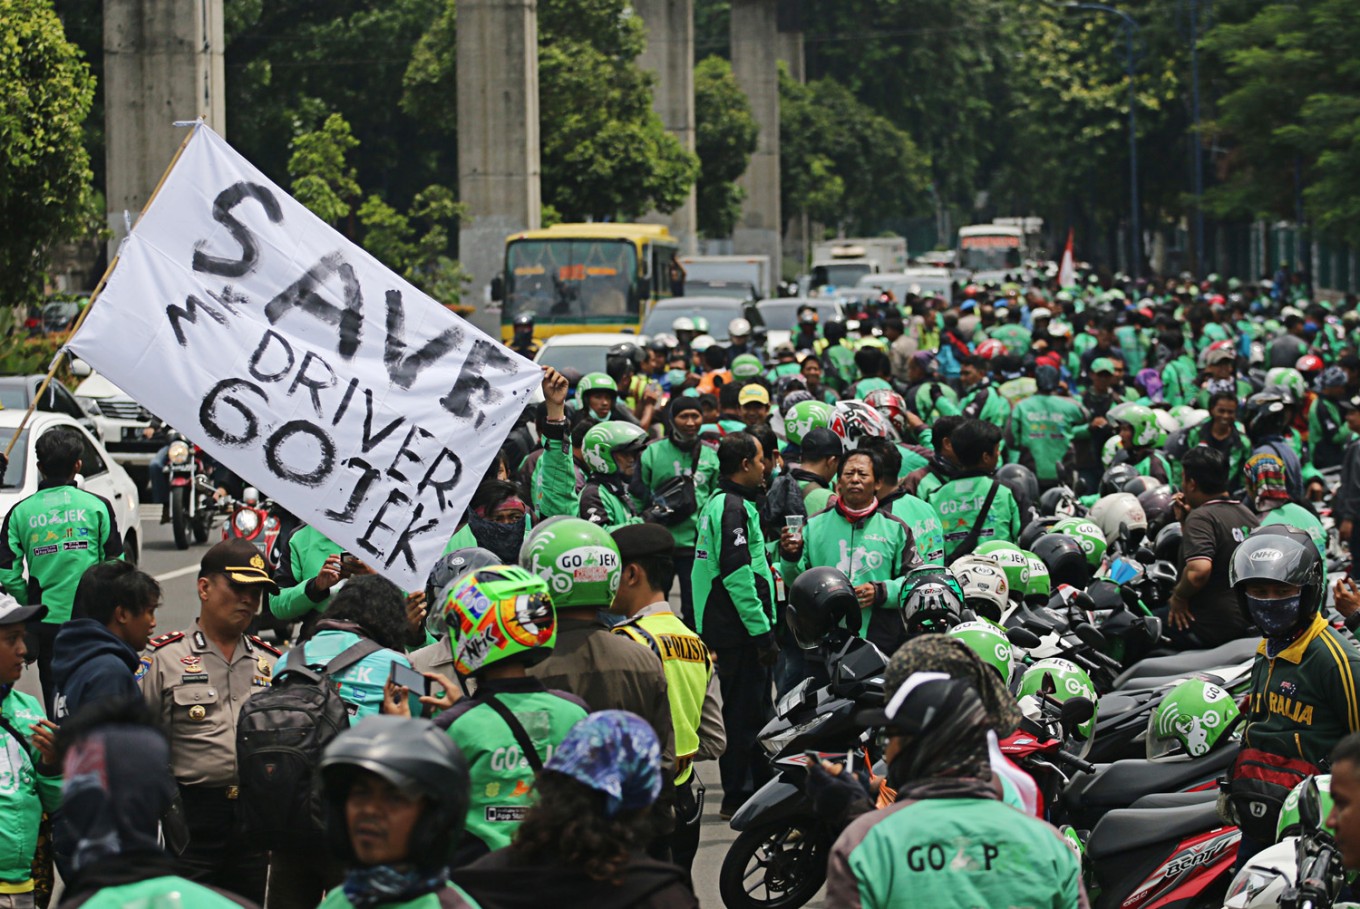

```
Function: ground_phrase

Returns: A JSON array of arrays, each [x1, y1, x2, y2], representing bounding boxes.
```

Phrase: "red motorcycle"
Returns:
[[220, 486, 282, 568]]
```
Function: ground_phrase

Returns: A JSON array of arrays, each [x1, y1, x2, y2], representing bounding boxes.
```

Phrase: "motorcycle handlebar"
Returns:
[[1051, 749, 1097, 775]]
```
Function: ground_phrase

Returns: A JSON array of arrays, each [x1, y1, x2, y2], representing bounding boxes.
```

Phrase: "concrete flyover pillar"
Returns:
[[730, 0, 781, 273], [103, 0, 225, 256], [636, 0, 696, 255], [458, 0, 542, 325]]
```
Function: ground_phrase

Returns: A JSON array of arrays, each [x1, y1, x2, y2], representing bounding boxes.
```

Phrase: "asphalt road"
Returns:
[[14, 503, 829, 908]]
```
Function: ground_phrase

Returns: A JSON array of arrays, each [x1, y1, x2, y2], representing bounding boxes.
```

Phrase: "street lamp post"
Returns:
[[1065, 2, 1141, 280]]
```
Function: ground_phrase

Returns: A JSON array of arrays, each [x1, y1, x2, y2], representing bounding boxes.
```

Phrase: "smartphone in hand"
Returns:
[[388, 661, 429, 698]]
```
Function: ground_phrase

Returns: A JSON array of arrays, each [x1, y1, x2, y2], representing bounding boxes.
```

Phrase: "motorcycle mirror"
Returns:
[[1073, 622, 1107, 649], [1135, 545, 1156, 563], [1059, 696, 1096, 731], [1141, 615, 1162, 643], [69, 358, 92, 378], [1006, 627, 1043, 649], [1299, 776, 1323, 833]]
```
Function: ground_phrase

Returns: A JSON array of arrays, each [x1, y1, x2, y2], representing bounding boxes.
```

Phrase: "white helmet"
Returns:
[[691, 334, 715, 352], [1180, 408, 1210, 431], [729, 317, 752, 338], [1088, 492, 1149, 546], [1153, 409, 1179, 440], [672, 316, 696, 333], [950, 555, 1011, 621]]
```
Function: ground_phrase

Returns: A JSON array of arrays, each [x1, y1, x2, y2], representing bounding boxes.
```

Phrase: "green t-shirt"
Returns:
[[75, 876, 261, 909]]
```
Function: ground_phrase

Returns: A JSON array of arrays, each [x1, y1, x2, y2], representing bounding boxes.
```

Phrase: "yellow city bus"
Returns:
[[495, 223, 680, 341]]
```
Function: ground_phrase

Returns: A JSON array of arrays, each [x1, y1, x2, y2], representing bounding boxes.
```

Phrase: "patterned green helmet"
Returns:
[[784, 400, 835, 446], [520, 517, 622, 610], [1108, 402, 1160, 447], [576, 372, 618, 410], [1101, 435, 1122, 468], [975, 541, 1028, 599], [1146, 679, 1239, 761], [1264, 367, 1306, 402], [581, 421, 648, 474], [1022, 553, 1051, 600], [1018, 658, 1098, 744], [1051, 518, 1108, 569], [444, 565, 556, 676], [731, 354, 763, 380], [947, 620, 1015, 684], [1278, 775, 1334, 840]]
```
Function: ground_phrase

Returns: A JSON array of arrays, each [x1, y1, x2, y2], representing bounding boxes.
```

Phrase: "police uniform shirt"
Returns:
[[139, 624, 280, 788]]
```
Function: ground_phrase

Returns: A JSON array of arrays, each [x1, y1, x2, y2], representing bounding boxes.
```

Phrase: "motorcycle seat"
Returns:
[[1077, 746, 1237, 809], [1087, 801, 1227, 860], [1113, 637, 1259, 689], [1128, 789, 1218, 810]]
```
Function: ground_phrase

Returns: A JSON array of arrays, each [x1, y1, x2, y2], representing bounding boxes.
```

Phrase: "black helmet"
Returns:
[[1137, 487, 1175, 536], [1031, 533, 1091, 589], [1099, 463, 1140, 496], [1229, 525, 1323, 620], [781, 389, 814, 414], [1246, 391, 1290, 439], [1153, 521, 1183, 565], [320, 717, 471, 868], [787, 567, 859, 650], [996, 464, 1039, 515], [1037, 486, 1081, 519], [513, 313, 534, 329], [608, 341, 646, 370], [424, 547, 501, 616], [1020, 517, 1059, 551], [901, 576, 966, 635], [1122, 475, 1165, 497]]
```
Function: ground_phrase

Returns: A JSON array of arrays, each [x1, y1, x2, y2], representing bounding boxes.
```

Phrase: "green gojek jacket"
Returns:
[[1309, 395, 1354, 469], [824, 344, 860, 391], [269, 524, 342, 621], [1007, 395, 1088, 482], [1160, 354, 1199, 408], [884, 493, 946, 566], [923, 474, 1022, 560], [960, 385, 1012, 439], [987, 324, 1032, 356], [0, 480, 124, 624], [577, 474, 642, 532], [0, 687, 60, 887], [1114, 325, 1150, 374], [436, 681, 588, 854], [535, 419, 591, 521], [778, 505, 921, 638], [692, 479, 776, 649], [827, 780, 1087, 909], [635, 438, 720, 550], [72, 876, 265, 909], [319, 882, 483, 909]]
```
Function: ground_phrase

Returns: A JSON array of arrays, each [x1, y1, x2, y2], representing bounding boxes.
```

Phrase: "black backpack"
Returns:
[[236, 638, 382, 849]]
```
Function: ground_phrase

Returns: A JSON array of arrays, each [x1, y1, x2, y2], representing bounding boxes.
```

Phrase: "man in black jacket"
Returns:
[[52, 561, 161, 721]]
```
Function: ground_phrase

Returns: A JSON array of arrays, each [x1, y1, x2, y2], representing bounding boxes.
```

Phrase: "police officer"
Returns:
[[610, 524, 725, 871], [139, 540, 280, 904]]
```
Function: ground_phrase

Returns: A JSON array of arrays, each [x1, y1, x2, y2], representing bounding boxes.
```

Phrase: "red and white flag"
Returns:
[[1057, 228, 1076, 288]]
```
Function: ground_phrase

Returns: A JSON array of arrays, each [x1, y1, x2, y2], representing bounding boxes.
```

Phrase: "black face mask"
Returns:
[[468, 514, 526, 564]]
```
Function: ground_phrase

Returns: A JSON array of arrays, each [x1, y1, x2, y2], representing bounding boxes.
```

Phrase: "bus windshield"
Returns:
[[959, 234, 1022, 272], [812, 263, 872, 289], [505, 239, 638, 323]]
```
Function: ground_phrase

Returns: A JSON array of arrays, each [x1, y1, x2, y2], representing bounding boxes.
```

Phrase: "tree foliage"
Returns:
[[0, 0, 96, 306], [694, 56, 757, 238]]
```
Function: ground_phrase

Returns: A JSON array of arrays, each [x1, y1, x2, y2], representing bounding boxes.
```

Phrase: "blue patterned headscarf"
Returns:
[[545, 711, 661, 817]]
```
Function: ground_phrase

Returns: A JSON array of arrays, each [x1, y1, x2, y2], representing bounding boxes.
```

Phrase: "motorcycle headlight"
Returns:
[[233, 510, 260, 535], [167, 440, 190, 465]]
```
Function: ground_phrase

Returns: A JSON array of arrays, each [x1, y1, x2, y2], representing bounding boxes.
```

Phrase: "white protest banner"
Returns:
[[67, 124, 541, 590]]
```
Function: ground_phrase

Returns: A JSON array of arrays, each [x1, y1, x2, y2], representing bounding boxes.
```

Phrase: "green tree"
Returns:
[[694, 56, 757, 237], [287, 113, 360, 229], [0, 0, 96, 306]]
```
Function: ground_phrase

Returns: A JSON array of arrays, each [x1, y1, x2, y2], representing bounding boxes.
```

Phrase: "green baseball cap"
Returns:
[[1091, 357, 1117, 375]]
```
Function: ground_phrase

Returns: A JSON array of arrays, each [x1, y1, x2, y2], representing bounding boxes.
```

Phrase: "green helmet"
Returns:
[[576, 372, 618, 410], [444, 565, 556, 676], [1101, 435, 1122, 468], [1146, 679, 1239, 761], [1108, 402, 1160, 447], [1277, 775, 1334, 841], [1264, 366, 1306, 402], [1051, 518, 1108, 569], [731, 354, 763, 380], [520, 517, 622, 610], [784, 400, 835, 446], [975, 541, 1028, 600], [692, 316, 711, 335], [947, 620, 1015, 684], [581, 422, 648, 474], [1022, 553, 1051, 600], [1017, 658, 1098, 747]]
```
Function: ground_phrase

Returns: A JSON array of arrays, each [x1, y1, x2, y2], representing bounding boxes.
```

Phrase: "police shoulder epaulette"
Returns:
[[148, 631, 185, 649], [248, 635, 282, 657]]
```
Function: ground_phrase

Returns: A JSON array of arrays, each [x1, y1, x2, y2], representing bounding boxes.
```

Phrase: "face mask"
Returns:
[[468, 515, 526, 565], [666, 369, 688, 388], [1246, 594, 1303, 637]]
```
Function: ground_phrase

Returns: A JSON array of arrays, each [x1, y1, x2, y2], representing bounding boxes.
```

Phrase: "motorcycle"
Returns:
[[221, 487, 292, 642], [718, 634, 887, 909], [164, 431, 215, 550], [1222, 776, 1350, 909]]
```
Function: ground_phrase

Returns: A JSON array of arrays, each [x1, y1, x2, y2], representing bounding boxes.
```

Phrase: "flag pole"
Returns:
[[4, 123, 201, 461]]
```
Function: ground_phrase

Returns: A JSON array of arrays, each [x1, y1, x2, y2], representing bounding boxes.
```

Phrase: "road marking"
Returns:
[[154, 564, 201, 582]]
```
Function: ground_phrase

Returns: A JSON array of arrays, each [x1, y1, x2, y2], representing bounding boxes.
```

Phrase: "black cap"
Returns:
[[611, 524, 676, 562], [801, 428, 844, 461], [199, 540, 281, 593]]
